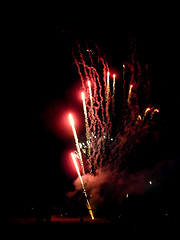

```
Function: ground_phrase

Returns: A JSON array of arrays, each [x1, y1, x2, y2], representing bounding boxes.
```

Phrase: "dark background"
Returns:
[[6, 10, 179, 221]]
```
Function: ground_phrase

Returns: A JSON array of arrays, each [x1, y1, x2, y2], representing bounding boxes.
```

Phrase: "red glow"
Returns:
[[42, 99, 82, 141]]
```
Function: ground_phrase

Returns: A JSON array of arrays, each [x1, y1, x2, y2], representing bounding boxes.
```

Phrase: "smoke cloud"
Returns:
[[67, 158, 173, 213]]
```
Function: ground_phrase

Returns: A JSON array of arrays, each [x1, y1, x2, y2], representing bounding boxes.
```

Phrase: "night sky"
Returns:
[[6, 14, 179, 221]]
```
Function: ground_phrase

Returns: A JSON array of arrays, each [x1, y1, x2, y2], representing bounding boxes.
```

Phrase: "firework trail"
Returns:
[[69, 113, 85, 175], [68, 40, 160, 216], [127, 84, 133, 104], [151, 108, 159, 120], [87, 80, 95, 126], [71, 153, 94, 219], [81, 92, 91, 159], [112, 74, 116, 116], [106, 71, 110, 104], [142, 107, 151, 121], [123, 64, 126, 106]]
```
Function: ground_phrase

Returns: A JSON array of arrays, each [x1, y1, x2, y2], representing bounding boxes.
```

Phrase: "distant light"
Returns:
[[149, 181, 152, 185], [126, 193, 129, 198], [111, 138, 113, 141]]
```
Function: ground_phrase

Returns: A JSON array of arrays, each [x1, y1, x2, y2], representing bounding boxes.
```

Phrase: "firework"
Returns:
[[81, 92, 91, 159], [127, 84, 133, 104], [143, 107, 151, 120], [106, 71, 110, 101], [154, 109, 159, 113], [105, 71, 111, 141], [136, 114, 142, 124], [112, 74, 116, 116], [123, 64, 126, 105], [87, 80, 94, 123], [71, 153, 86, 196], [69, 113, 85, 175], [71, 153, 94, 219], [106, 71, 110, 115], [71, 44, 159, 173], [150, 108, 159, 119], [67, 42, 160, 217]]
